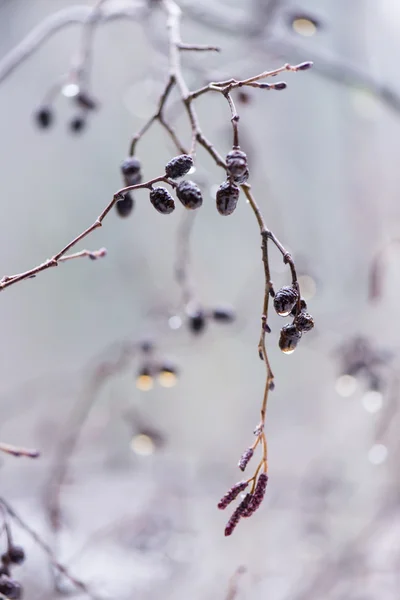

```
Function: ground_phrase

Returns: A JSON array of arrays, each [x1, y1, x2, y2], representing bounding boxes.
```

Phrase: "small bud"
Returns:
[[211, 305, 236, 323], [165, 154, 193, 179], [115, 193, 134, 217], [121, 157, 142, 186], [279, 324, 301, 354], [218, 481, 248, 510], [296, 61, 314, 71], [294, 311, 314, 333], [149, 187, 175, 214], [188, 309, 207, 334], [34, 106, 53, 129], [69, 116, 86, 133], [216, 181, 240, 216], [176, 180, 203, 209], [272, 82, 287, 90], [226, 149, 249, 184], [273, 286, 299, 316], [290, 297, 307, 317], [157, 362, 179, 388], [238, 447, 254, 471]]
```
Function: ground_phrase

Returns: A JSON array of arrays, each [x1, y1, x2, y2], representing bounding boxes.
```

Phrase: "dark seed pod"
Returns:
[[188, 309, 206, 334], [279, 324, 301, 354], [294, 311, 314, 333], [0, 577, 22, 600], [121, 157, 142, 186], [69, 116, 86, 133], [35, 106, 53, 129], [165, 154, 193, 179], [115, 193, 134, 217], [216, 181, 240, 216], [273, 286, 299, 317], [238, 447, 253, 471], [211, 305, 236, 323], [149, 187, 175, 214], [7, 547, 25, 565], [218, 481, 248, 510], [226, 149, 248, 184], [176, 180, 203, 209], [290, 297, 307, 317]]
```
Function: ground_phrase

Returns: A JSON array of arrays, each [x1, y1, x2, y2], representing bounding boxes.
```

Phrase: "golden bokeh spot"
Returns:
[[292, 18, 317, 37], [158, 370, 178, 388], [136, 374, 154, 391], [130, 434, 155, 456]]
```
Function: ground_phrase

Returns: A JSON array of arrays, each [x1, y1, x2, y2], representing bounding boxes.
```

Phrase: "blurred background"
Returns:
[[1, 0, 400, 598]]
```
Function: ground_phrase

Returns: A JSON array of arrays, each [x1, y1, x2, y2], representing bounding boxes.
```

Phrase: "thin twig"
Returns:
[[0, 498, 100, 599], [0, 442, 40, 459]]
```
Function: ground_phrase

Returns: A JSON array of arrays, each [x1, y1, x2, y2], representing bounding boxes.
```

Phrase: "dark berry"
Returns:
[[188, 309, 206, 334], [273, 286, 299, 316], [279, 324, 301, 354], [69, 116, 85, 133], [211, 306, 236, 322], [121, 157, 142, 186], [7, 547, 25, 566], [0, 577, 22, 600], [165, 154, 193, 179], [226, 149, 248, 184], [149, 187, 175, 214], [294, 311, 314, 332], [176, 180, 203, 209], [115, 193, 134, 217], [216, 181, 240, 216], [34, 106, 53, 129]]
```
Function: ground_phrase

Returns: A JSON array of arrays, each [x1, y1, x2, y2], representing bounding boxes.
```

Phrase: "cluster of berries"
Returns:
[[34, 89, 98, 134], [184, 304, 236, 335], [273, 286, 314, 354], [116, 154, 203, 217], [215, 148, 249, 216], [0, 545, 25, 599]]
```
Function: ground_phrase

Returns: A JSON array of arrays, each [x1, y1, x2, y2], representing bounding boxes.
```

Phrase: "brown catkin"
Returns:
[[218, 481, 248, 510], [238, 447, 254, 471], [224, 494, 252, 536], [244, 473, 268, 517]]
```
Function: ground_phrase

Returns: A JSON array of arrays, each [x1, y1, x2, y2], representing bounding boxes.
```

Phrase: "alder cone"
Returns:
[[216, 181, 240, 216], [165, 154, 193, 179], [226, 149, 249, 184], [279, 324, 301, 354], [115, 193, 134, 217], [273, 286, 298, 316], [176, 180, 203, 209], [121, 157, 142, 186], [294, 311, 314, 332], [149, 187, 175, 214]]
